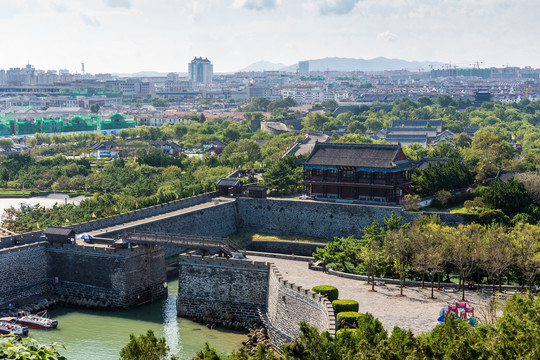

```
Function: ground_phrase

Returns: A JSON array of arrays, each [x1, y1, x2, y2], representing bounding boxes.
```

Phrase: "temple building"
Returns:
[[301, 143, 412, 204]]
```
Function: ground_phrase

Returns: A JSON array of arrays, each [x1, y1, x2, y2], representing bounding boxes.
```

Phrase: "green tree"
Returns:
[[385, 228, 412, 296], [476, 178, 531, 216], [453, 133, 472, 148], [262, 156, 302, 193], [301, 113, 330, 131], [90, 103, 101, 113], [492, 294, 540, 358], [0, 335, 65, 360], [447, 224, 483, 300], [119, 329, 177, 360], [479, 225, 513, 292], [221, 139, 260, 167], [313, 236, 363, 273], [409, 223, 445, 298], [320, 99, 338, 107], [436, 95, 456, 107], [0, 138, 14, 150]]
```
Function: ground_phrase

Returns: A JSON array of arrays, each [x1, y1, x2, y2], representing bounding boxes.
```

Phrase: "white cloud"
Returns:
[[103, 0, 131, 8], [377, 31, 398, 42], [234, 0, 278, 11], [318, 0, 360, 15], [53, 2, 67, 13], [80, 14, 100, 27]]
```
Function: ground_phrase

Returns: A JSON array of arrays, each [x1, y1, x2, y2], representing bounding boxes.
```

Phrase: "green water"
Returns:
[[29, 278, 246, 359]]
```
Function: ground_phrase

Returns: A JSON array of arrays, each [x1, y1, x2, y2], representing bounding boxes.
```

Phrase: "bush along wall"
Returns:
[[311, 285, 339, 302], [337, 311, 362, 329], [332, 299, 359, 314]]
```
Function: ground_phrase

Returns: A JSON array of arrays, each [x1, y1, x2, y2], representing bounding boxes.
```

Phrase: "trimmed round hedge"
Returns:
[[337, 311, 362, 328], [312, 285, 339, 302], [332, 299, 359, 314]]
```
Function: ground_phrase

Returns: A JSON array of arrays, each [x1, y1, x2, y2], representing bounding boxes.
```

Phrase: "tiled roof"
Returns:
[[303, 142, 410, 169], [217, 178, 242, 187], [90, 140, 117, 150], [44, 226, 76, 237]]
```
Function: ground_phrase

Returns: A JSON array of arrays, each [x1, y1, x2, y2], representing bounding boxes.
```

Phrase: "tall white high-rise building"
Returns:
[[188, 57, 213, 83]]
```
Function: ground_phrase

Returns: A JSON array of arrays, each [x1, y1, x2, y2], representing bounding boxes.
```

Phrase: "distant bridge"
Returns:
[[122, 231, 242, 257]]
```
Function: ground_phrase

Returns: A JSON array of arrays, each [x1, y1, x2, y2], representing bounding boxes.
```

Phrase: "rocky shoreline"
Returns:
[[0, 295, 123, 318]]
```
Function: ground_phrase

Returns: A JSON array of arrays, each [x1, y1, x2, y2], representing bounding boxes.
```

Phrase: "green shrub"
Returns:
[[312, 285, 339, 301], [332, 299, 359, 314], [337, 311, 361, 328], [336, 328, 359, 338]]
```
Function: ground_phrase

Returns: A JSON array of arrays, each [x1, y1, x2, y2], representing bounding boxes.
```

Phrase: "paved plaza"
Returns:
[[247, 254, 506, 334]]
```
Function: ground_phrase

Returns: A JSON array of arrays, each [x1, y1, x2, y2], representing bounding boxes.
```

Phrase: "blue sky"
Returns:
[[0, 0, 537, 73]]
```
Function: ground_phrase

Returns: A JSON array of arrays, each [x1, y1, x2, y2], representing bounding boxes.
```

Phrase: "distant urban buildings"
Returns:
[[188, 57, 213, 83], [298, 61, 309, 74]]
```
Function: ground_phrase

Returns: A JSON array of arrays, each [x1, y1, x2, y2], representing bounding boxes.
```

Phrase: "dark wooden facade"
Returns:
[[302, 143, 412, 204]]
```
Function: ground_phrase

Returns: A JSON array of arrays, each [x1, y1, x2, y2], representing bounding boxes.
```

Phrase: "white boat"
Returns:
[[16, 311, 58, 329], [0, 319, 29, 335]]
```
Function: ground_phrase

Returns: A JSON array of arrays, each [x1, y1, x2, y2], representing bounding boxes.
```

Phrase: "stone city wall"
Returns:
[[236, 198, 463, 239], [0, 191, 218, 249], [246, 241, 325, 257], [101, 201, 238, 257], [266, 264, 335, 347], [47, 243, 167, 308], [177, 255, 269, 325], [0, 242, 49, 306]]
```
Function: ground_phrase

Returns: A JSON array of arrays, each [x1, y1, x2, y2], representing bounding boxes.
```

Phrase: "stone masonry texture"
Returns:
[[176, 255, 335, 347]]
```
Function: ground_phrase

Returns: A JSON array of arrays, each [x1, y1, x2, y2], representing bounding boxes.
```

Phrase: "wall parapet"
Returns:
[[0, 191, 219, 249], [266, 263, 335, 349]]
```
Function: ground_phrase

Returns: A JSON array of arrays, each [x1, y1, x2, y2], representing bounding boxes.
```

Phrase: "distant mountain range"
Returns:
[[238, 57, 445, 72]]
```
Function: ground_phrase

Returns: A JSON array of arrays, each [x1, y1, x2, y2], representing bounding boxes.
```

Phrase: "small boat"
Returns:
[[0, 319, 29, 336], [15, 311, 58, 329]]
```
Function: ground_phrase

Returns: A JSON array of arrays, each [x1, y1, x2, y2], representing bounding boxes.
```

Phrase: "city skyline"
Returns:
[[0, 0, 538, 74]]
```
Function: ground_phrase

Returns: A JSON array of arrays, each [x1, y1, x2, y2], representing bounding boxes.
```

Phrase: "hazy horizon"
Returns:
[[1, 0, 537, 74]]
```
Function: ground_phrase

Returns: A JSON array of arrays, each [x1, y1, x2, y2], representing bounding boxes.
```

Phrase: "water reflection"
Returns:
[[29, 278, 246, 359]]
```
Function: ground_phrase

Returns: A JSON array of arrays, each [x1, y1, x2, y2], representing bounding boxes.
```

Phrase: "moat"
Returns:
[[29, 277, 246, 360]]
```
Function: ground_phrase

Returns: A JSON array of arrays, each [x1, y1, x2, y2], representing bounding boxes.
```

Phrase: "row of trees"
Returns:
[[314, 214, 540, 300], [193, 293, 540, 359], [6, 292, 540, 359]]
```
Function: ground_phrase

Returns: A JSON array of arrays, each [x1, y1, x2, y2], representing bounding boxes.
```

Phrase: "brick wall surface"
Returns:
[[47, 243, 167, 308], [176, 255, 269, 323], [0, 243, 49, 305], [266, 264, 335, 347], [236, 198, 463, 239]]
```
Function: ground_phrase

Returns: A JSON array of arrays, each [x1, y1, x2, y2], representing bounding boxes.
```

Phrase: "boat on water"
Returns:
[[0, 319, 29, 335], [15, 310, 58, 329]]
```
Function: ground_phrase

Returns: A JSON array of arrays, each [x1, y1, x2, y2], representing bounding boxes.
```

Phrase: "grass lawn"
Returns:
[[228, 232, 329, 247], [449, 206, 483, 215]]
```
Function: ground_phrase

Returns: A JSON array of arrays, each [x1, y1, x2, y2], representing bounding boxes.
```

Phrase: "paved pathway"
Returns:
[[247, 254, 506, 334]]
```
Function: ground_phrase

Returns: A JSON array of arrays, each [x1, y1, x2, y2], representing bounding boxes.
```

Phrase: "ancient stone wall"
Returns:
[[0, 242, 49, 306], [175, 255, 335, 347], [102, 201, 237, 238], [266, 264, 335, 347], [246, 241, 325, 256], [47, 243, 167, 308], [236, 198, 463, 239], [176, 255, 269, 325], [0, 191, 218, 249]]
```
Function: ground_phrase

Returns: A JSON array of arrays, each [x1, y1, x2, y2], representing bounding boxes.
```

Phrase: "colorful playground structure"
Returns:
[[437, 302, 478, 327]]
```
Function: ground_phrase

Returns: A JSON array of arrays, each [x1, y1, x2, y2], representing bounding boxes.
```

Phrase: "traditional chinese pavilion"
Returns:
[[302, 142, 412, 203]]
